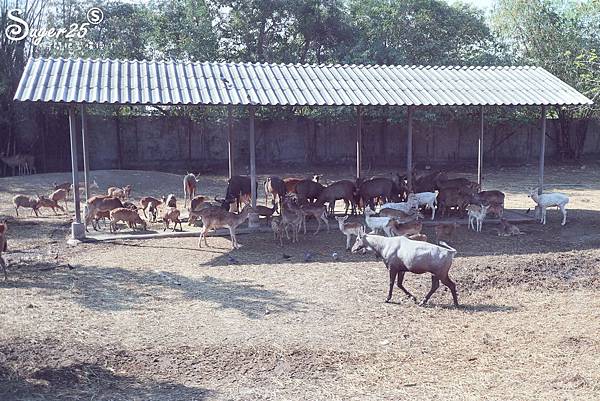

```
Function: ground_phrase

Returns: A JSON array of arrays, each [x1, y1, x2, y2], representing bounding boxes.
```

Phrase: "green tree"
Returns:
[[38, 0, 153, 59], [1, 0, 45, 156], [346, 0, 498, 65], [492, 0, 600, 160], [149, 0, 219, 61], [285, 0, 354, 64]]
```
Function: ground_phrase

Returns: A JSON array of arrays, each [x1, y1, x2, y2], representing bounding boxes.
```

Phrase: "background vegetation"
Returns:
[[1, 0, 599, 162]]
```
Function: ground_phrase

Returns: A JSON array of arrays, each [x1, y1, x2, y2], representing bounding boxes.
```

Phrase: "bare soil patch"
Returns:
[[1, 165, 600, 400]]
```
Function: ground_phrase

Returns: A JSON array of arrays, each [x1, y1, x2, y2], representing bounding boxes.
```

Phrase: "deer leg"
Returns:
[[386, 268, 398, 303], [14, 206, 19, 217], [199, 228, 207, 247], [284, 224, 291, 240], [396, 271, 417, 302], [229, 227, 238, 248], [322, 213, 330, 232], [440, 274, 459, 307], [198, 227, 209, 248], [419, 275, 440, 306], [313, 214, 321, 235], [346, 234, 352, 250]]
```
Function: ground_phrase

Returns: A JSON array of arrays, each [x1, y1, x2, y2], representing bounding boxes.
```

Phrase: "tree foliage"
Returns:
[[0, 0, 598, 160], [491, 0, 600, 159], [347, 0, 497, 65]]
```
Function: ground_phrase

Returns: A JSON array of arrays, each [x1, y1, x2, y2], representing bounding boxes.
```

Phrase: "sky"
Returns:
[[448, 0, 496, 12], [113, 0, 498, 12]]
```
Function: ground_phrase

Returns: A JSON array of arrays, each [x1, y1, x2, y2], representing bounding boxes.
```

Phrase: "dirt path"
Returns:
[[1, 166, 600, 400]]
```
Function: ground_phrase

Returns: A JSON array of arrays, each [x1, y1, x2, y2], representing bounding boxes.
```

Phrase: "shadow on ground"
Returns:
[[0, 262, 308, 318], [0, 361, 212, 401]]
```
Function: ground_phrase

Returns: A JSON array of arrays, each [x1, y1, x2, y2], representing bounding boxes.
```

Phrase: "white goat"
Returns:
[[529, 190, 569, 226], [335, 215, 363, 250], [413, 191, 438, 220], [364, 206, 393, 236], [467, 204, 489, 232], [380, 193, 419, 214]]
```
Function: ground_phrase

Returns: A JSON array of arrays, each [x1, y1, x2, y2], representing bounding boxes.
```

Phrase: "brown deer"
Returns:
[[0, 153, 34, 175], [50, 188, 69, 212], [197, 205, 253, 249], [85, 196, 124, 231], [162, 207, 183, 232], [139, 196, 163, 220], [107, 185, 132, 200], [183, 173, 200, 208], [13, 195, 40, 217], [109, 208, 147, 233], [37, 196, 65, 215]]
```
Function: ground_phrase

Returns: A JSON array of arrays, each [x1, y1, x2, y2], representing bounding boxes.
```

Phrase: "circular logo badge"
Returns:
[[86, 7, 104, 25]]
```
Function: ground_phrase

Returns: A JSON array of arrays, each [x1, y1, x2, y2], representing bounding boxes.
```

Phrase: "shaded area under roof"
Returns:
[[13, 57, 593, 107]]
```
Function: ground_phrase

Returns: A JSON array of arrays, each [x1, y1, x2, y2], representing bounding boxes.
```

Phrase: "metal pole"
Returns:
[[248, 105, 259, 227], [478, 105, 484, 189], [356, 106, 362, 179], [538, 105, 547, 195], [227, 105, 234, 179], [81, 104, 90, 201], [68, 107, 84, 241], [407, 106, 414, 191]]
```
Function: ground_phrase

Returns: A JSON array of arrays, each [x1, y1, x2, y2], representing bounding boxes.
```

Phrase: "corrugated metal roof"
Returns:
[[14, 57, 593, 106]]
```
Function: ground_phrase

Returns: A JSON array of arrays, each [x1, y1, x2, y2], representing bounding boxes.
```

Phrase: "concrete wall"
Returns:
[[16, 112, 600, 174]]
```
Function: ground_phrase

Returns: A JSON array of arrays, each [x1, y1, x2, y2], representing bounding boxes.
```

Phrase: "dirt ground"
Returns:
[[1, 164, 600, 400]]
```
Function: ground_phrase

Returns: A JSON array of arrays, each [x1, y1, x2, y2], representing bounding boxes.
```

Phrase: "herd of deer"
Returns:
[[7, 170, 570, 244], [0, 153, 36, 176], [4, 170, 571, 304]]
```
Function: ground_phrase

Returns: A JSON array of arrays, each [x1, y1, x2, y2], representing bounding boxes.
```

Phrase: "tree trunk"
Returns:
[[556, 108, 573, 161], [256, 19, 267, 61], [574, 118, 590, 160], [299, 38, 311, 63]]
